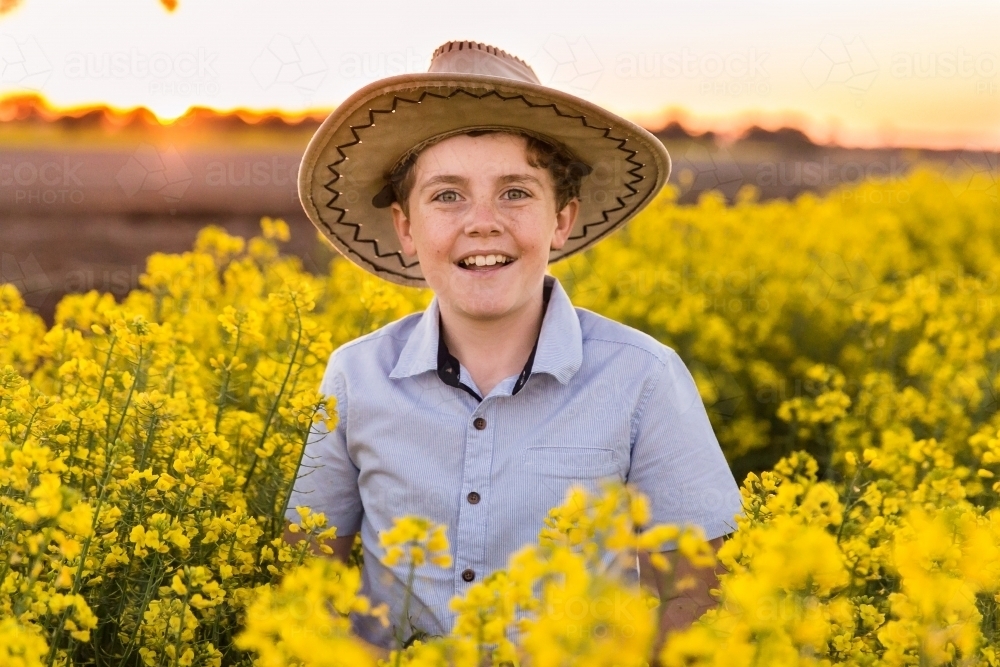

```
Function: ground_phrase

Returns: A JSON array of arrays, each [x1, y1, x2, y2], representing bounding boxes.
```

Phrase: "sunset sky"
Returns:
[[0, 0, 997, 149]]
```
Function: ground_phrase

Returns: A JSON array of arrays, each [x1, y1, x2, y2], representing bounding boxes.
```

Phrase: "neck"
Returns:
[[438, 282, 546, 397]]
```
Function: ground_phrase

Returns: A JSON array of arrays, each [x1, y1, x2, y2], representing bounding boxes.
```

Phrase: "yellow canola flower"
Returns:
[[0, 618, 49, 667], [260, 216, 291, 242], [379, 516, 452, 570], [235, 557, 379, 667], [29, 473, 64, 520], [519, 549, 657, 667], [57, 501, 94, 537]]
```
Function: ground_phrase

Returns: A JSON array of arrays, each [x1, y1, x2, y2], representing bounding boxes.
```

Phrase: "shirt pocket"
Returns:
[[522, 446, 621, 479]]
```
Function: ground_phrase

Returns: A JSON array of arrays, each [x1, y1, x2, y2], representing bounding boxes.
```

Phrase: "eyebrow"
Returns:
[[498, 174, 543, 186], [418, 173, 543, 191]]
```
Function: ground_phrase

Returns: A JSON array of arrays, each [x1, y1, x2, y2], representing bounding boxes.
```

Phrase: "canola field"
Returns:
[[2, 167, 1000, 666]]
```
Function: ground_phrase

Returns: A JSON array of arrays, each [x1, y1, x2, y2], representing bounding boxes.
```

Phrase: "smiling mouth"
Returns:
[[456, 253, 516, 270]]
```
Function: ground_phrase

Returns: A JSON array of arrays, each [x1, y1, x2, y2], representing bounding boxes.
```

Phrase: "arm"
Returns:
[[641, 535, 725, 653], [281, 518, 356, 562], [626, 349, 743, 656], [282, 362, 390, 657], [283, 359, 364, 561], [281, 522, 390, 661]]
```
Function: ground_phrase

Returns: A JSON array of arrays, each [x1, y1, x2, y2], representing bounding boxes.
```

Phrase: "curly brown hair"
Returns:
[[385, 129, 591, 218]]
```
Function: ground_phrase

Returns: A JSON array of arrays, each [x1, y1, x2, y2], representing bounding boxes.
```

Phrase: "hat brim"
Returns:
[[299, 72, 671, 287]]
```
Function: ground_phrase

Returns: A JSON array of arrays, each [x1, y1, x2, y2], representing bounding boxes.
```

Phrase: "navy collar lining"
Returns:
[[436, 275, 555, 402]]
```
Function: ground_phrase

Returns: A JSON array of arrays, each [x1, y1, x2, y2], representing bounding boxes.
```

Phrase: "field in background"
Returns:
[[1, 95, 993, 324]]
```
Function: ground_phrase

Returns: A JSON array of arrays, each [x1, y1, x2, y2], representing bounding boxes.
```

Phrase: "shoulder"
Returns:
[[574, 307, 697, 404], [576, 307, 675, 367], [572, 308, 702, 431], [320, 311, 424, 388]]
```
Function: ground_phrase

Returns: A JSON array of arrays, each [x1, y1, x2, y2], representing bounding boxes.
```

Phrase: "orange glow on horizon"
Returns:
[[0, 92, 995, 152], [0, 93, 331, 128]]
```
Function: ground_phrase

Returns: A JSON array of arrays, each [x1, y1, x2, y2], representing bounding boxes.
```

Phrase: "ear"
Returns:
[[549, 198, 579, 251], [390, 202, 418, 258]]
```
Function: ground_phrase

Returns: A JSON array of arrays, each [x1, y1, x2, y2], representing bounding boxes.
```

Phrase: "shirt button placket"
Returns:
[[456, 408, 491, 591]]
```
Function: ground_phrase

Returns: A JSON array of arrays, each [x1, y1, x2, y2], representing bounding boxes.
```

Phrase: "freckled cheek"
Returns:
[[506, 225, 553, 262], [412, 223, 459, 265], [425, 247, 455, 270]]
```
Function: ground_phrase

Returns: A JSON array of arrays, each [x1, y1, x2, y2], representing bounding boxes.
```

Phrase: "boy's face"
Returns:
[[390, 132, 578, 321]]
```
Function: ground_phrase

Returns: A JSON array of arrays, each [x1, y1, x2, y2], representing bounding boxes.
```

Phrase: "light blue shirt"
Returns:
[[285, 275, 743, 648]]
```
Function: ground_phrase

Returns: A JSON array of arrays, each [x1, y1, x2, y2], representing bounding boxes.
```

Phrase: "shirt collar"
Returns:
[[389, 275, 583, 392]]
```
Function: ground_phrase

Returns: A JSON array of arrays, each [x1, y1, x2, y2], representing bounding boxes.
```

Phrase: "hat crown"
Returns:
[[428, 41, 541, 85]]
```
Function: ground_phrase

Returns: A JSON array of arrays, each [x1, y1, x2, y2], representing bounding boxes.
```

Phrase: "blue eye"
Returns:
[[505, 189, 530, 200], [434, 191, 459, 202]]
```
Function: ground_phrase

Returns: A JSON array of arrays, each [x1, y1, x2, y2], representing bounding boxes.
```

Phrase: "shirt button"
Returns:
[[473, 417, 487, 430], [461, 568, 475, 582], [467, 491, 480, 504]]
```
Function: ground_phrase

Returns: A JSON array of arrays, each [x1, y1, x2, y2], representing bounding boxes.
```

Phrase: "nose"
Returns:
[[463, 197, 503, 237]]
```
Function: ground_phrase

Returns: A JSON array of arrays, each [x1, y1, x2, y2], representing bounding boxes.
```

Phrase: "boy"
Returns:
[[284, 40, 743, 654]]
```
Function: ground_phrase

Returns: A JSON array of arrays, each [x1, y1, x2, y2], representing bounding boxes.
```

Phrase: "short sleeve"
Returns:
[[284, 351, 364, 536], [627, 347, 743, 546]]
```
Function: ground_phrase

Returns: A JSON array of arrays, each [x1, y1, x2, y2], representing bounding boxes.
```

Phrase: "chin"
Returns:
[[453, 293, 516, 320], [427, 262, 541, 319]]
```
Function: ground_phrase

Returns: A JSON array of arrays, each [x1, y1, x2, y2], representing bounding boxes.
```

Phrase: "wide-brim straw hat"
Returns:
[[298, 40, 671, 287]]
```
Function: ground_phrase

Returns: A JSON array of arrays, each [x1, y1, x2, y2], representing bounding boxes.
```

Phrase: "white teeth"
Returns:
[[460, 254, 512, 267]]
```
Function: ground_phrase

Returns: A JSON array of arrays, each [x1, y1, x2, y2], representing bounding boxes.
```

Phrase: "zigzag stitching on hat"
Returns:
[[488, 98, 647, 244], [571, 139, 647, 243], [321, 89, 647, 246], [319, 87, 649, 280], [319, 98, 428, 272]]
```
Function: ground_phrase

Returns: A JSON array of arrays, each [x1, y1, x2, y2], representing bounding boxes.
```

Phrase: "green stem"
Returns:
[[137, 413, 158, 471], [44, 611, 65, 667], [14, 525, 54, 616], [243, 307, 303, 492], [276, 406, 322, 535], [836, 466, 867, 544], [118, 553, 166, 666], [19, 406, 40, 445], [108, 343, 144, 448], [214, 329, 242, 436], [172, 580, 191, 667], [68, 407, 87, 489], [95, 335, 118, 404], [395, 559, 418, 662], [46, 450, 119, 666]]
